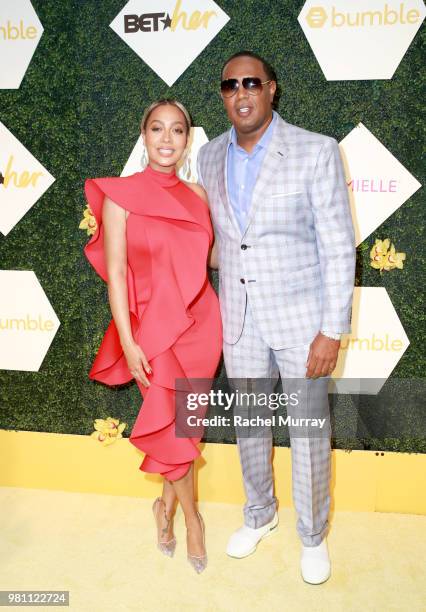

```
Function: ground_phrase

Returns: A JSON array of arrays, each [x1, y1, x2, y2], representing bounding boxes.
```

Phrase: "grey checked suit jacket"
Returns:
[[197, 114, 356, 348]]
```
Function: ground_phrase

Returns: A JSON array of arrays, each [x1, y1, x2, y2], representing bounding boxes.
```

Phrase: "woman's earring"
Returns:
[[141, 146, 148, 170], [182, 154, 191, 181]]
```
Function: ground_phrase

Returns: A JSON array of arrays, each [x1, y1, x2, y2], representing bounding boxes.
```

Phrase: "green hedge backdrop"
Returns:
[[0, 0, 424, 453]]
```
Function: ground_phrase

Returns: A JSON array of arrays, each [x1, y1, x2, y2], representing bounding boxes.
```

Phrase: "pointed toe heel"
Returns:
[[187, 511, 207, 574], [152, 497, 176, 558]]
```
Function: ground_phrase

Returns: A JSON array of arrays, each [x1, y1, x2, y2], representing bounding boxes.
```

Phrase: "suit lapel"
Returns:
[[241, 117, 290, 239], [216, 132, 242, 236]]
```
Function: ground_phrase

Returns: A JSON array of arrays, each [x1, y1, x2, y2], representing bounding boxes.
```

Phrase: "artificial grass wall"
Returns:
[[0, 0, 424, 452]]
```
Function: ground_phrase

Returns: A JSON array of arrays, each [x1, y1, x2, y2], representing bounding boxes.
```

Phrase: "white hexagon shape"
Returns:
[[298, 0, 425, 80], [339, 123, 421, 246], [0, 121, 55, 236], [121, 126, 208, 182], [0, 271, 60, 371], [110, 0, 230, 86], [0, 0, 44, 89], [330, 287, 410, 394]]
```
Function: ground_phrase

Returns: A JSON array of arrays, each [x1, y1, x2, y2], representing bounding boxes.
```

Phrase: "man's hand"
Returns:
[[305, 332, 340, 378]]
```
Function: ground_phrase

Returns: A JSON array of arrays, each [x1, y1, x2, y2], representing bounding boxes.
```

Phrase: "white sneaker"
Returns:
[[226, 512, 278, 558], [300, 538, 331, 584]]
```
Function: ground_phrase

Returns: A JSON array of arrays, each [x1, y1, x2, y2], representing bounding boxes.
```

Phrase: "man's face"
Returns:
[[221, 56, 276, 135]]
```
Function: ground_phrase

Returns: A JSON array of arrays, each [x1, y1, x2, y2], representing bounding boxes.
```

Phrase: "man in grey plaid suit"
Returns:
[[197, 51, 355, 584]]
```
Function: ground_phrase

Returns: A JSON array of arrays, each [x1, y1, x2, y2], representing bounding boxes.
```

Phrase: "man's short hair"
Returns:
[[221, 50, 280, 109]]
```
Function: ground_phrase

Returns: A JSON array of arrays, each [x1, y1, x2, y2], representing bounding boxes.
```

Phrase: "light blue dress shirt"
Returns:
[[227, 111, 277, 233]]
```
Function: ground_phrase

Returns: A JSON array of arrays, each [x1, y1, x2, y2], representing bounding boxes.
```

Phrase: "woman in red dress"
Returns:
[[83, 99, 222, 573]]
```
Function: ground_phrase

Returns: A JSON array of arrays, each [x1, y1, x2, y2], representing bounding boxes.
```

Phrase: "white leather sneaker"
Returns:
[[300, 538, 331, 584], [226, 512, 279, 558]]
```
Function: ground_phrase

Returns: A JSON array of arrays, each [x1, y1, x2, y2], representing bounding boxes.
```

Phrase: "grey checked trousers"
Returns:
[[223, 298, 331, 547]]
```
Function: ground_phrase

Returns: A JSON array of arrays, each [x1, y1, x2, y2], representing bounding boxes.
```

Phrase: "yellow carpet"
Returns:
[[0, 487, 425, 612]]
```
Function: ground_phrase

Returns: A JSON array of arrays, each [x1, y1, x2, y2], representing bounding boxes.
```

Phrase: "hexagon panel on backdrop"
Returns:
[[0, 0, 44, 89], [0, 271, 60, 371], [331, 287, 410, 394], [110, 0, 230, 86], [0, 121, 55, 236], [121, 126, 209, 182], [298, 0, 425, 80], [339, 123, 421, 246]]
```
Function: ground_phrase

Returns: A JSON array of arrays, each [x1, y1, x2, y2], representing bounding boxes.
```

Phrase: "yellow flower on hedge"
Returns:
[[79, 206, 97, 236], [370, 238, 390, 271], [370, 238, 406, 272], [384, 244, 406, 271], [91, 417, 127, 446]]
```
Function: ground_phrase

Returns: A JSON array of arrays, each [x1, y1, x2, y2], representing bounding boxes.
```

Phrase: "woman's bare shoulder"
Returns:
[[103, 195, 130, 220]]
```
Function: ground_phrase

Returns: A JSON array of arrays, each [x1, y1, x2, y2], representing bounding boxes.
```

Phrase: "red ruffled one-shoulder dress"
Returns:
[[83, 165, 222, 481]]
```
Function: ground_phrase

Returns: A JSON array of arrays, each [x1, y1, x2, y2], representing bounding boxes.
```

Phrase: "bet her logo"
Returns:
[[110, 0, 229, 86], [306, 3, 421, 27], [124, 0, 217, 32], [0, 155, 43, 188]]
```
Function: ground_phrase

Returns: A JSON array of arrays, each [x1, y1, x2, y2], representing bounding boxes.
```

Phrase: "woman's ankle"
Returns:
[[159, 497, 175, 518], [185, 510, 201, 529]]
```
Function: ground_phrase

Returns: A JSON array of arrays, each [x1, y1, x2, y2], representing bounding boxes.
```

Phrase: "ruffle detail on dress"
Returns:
[[83, 170, 218, 480], [83, 171, 211, 384]]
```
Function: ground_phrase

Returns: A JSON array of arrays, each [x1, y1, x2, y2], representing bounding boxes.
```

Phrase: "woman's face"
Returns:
[[143, 104, 188, 173]]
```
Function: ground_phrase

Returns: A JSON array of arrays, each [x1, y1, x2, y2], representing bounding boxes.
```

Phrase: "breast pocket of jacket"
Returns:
[[259, 191, 307, 234]]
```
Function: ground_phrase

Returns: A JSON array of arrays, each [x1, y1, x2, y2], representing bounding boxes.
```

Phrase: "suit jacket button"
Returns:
[[241, 244, 248, 250], [240, 278, 245, 284]]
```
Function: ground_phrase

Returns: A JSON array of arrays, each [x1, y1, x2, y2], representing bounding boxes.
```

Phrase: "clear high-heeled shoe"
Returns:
[[187, 511, 207, 574], [152, 497, 176, 558]]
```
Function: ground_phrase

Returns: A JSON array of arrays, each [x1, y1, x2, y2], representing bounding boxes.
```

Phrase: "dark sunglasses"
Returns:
[[220, 77, 272, 98]]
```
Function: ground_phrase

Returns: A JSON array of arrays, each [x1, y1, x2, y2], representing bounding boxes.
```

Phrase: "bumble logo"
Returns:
[[306, 3, 422, 28], [340, 334, 404, 351], [306, 6, 328, 27], [110, 0, 230, 86], [298, 1, 425, 79], [0, 1, 44, 89], [0, 20, 38, 39], [0, 121, 55, 236], [331, 288, 410, 395], [0, 271, 60, 372], [0, 315, 55, 332]]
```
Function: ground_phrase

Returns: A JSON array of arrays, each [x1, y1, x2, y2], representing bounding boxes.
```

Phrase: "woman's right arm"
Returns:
[[208, 239, 218, 269], [102, 196, 152, 387]]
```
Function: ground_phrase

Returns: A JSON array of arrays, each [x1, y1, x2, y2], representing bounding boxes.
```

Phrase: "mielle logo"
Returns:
[[306, 3, 421, 28], [0, 314, 55, 332], [340, 334, 404, 351], [0, 20, 38, 40], [124, 0, 217, 32], [347, 178, 398, 192], [0, 155, 44, 188]]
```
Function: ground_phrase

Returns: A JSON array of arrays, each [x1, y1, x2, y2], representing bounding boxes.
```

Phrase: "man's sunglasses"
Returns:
[[220, 77, 272, 98]]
